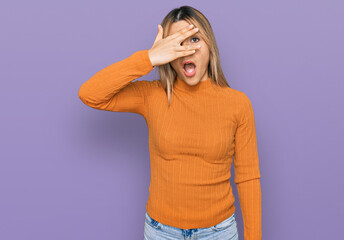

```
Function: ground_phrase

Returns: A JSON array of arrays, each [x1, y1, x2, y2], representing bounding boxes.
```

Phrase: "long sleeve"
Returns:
[[78, 49, 155, 117], [237, 178, 262, 240], [234, 92, 262, 240]]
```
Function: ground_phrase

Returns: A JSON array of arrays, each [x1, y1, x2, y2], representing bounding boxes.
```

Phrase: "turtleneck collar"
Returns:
[[173, 75, 213, 92]]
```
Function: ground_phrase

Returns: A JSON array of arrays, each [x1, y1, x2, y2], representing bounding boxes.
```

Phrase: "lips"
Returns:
[[182, 60, 196, 68], [182, 60, 196, 77]]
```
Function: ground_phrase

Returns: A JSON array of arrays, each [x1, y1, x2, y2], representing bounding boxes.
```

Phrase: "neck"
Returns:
[[173, 75, 213, 92]]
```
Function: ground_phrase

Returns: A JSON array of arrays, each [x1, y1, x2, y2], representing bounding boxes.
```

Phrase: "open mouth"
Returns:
[[182, 60, 196, 77]]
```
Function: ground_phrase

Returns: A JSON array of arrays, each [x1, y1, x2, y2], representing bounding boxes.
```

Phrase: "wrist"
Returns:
[[148, 49, 155, 67]]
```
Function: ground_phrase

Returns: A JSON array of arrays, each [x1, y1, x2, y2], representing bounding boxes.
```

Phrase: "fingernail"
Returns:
[[189, 24, 194, 28]]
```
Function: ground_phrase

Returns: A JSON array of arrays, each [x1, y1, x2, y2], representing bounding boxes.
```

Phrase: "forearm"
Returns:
[[237, 178, 262, 240], [78, 49, 154, 106]]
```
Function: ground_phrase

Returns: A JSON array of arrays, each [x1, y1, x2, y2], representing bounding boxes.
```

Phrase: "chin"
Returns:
[[187, 78, 200, 85]]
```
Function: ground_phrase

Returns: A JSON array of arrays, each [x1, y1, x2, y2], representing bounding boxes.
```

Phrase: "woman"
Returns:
[[78, 5, 262, 240]]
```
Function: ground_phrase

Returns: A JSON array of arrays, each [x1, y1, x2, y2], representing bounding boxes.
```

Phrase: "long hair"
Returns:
[[158, 5, 231, 106]]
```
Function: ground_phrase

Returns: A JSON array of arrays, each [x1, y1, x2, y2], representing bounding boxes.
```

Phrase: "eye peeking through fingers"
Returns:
[[191, 37, 200, 43], [181, 37, 200, 46]]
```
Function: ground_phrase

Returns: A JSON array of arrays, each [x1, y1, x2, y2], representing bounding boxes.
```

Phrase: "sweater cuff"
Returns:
[[138, 49, 155, 72]]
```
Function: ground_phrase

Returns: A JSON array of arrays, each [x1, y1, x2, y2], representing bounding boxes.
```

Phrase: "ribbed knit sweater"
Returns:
[[78, 49, 262, 239]]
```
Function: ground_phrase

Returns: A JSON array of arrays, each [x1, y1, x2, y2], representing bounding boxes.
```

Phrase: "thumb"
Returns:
[[153, 24, 163, 44]]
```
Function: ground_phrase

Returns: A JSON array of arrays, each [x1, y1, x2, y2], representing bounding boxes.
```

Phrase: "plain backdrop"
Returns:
[[1, 0, 343, 239]]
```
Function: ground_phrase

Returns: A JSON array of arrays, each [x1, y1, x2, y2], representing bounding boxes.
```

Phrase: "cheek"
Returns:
[[199, 44, 209, 55], [197, 43, 208, 56], [170, 60, 180, 71], [198, 49, 209, 66]]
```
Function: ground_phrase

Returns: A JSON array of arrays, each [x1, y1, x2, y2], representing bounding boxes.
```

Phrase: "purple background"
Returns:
[[1, 1, 343, 239]]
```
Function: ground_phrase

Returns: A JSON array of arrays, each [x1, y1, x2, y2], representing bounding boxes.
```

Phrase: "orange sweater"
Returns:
[[78, 49, 262, 239]]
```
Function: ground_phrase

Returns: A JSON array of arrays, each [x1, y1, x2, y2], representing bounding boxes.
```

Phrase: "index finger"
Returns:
[[172, 25, 199, 43]]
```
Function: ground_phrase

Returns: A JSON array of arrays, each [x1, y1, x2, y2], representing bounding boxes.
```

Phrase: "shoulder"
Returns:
[[151, 79, 162, 87], [224, 88, 255, 123], [224, 87, 252, 106]]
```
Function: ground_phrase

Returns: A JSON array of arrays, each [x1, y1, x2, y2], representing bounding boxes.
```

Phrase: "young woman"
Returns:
[[79, 5, 262, 240]]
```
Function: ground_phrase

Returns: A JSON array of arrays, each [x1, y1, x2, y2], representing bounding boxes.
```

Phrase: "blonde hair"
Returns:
[[157, 5, 231, 106]]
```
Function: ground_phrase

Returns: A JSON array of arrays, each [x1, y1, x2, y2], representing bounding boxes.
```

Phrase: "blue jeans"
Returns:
[[143, 212, 239, 240]]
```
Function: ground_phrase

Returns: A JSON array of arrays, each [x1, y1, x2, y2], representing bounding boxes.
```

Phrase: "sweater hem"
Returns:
[[146, 204, 236, 230]]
